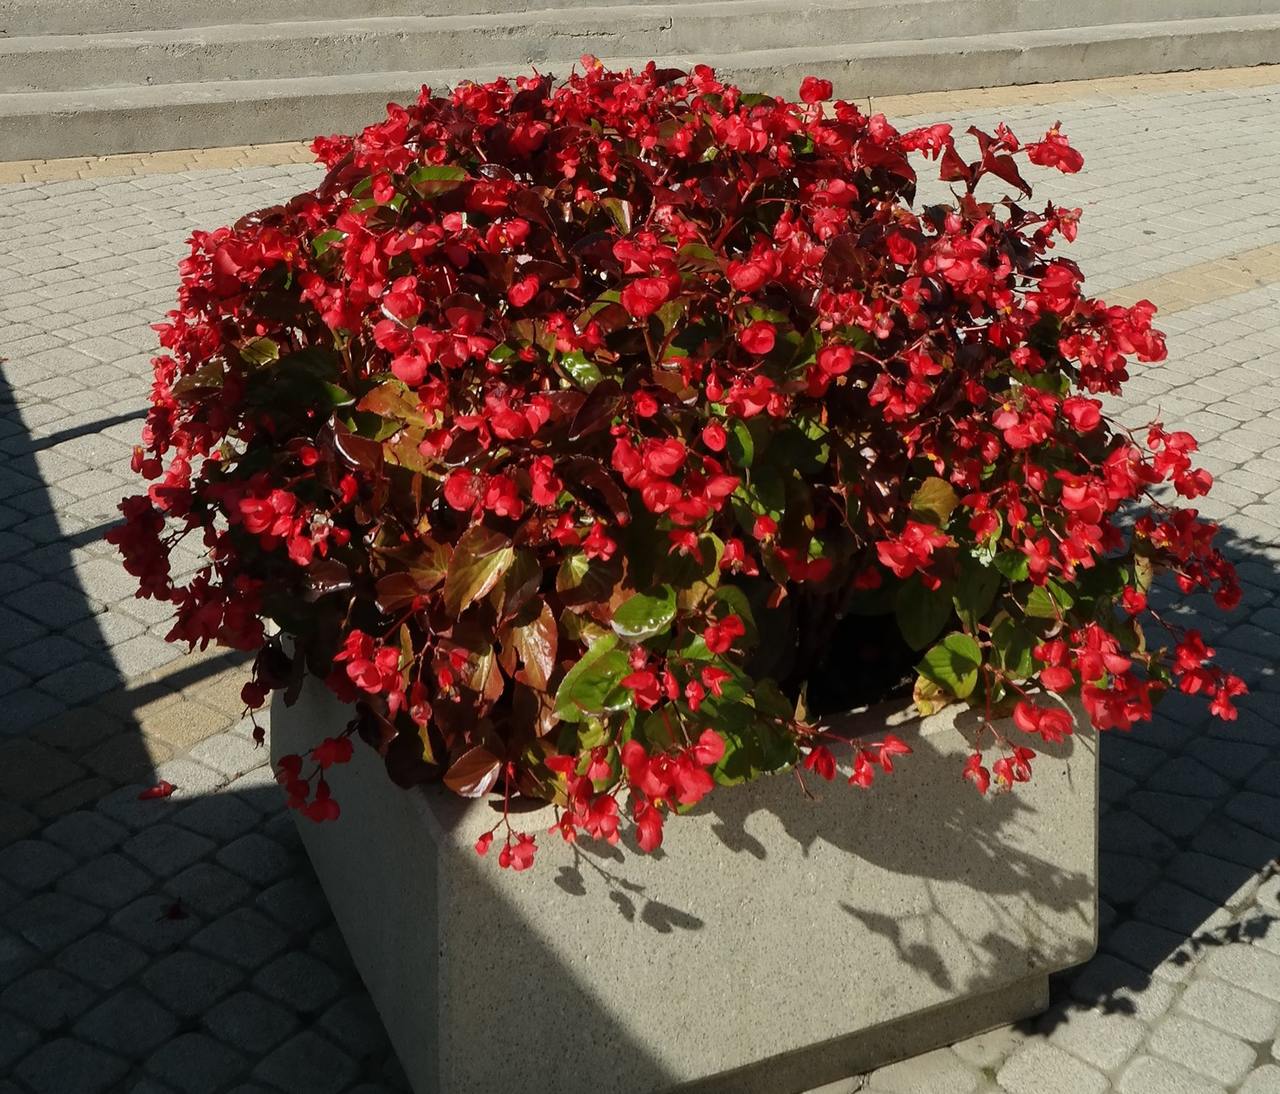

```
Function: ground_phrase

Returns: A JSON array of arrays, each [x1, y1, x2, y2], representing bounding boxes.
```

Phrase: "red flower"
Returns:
[[738, 321, 776, 355], [620, 276, 672, 318], [799, 76, 833, 103], [802, 745, 836, 781], [1012, 702, 1074, 744], [1026, 124, 1084, 173]]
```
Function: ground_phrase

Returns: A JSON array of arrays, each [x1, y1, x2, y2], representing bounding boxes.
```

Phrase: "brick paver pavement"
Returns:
[[0, 69, 1277, 1094]]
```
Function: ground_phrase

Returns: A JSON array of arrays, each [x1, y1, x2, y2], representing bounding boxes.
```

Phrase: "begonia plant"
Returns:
[[111, 60, 1245, 870]]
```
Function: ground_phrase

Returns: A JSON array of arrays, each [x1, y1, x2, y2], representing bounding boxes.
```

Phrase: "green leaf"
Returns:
[[954, 557, 1001, 630], [1026, 579, 1074, 619], [408, 164, 467, 197], [918, 632, 983, 699], [559, 350, 603, 391], [553, 634, 631, 723], [727, 420, 754, 468], [442, 526, 515, 617], [910, 477, 959, 527], [991, 616, 1035, 679], [311, 229, 345, 257], [993, 550, 1030, 582], [611, 586, 677, 642], [239, 337, 280, 366], [894, 577, 954, 650]]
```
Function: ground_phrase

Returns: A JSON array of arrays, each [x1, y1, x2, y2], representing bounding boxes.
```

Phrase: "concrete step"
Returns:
[[3, 13, 1280, 160], [7, 1, 1280, 93]]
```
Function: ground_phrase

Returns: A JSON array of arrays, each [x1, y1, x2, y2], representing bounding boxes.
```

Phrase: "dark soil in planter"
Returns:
[[799, 612, 918, 717]]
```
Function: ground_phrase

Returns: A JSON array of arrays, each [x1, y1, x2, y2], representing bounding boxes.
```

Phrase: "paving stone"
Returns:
[[13, 1037, 129, 1094], [1067, 954, 1177, 1023], [1166, 851, 1263, 910], [1148, 1013, 1256, 1086], [0, 925, 40, 983], [253, 951, 343, 1013], [191, 907, 289, 970], [996, 1041, 1108, 1094], [1148, 756, 1234, 799], [1037, 1003, 1147, 1073], [1135, 880, 1233, 935], [146, 1032, 247, 1094], [1106, 919, 1200, 982], [0, 738, 84, 804], [143, 951, 241, 1018], [7, 891, 103, 954], [255, 873, 331, 933], [1100, 809, 1179, 862], [0, 967, 96, 1033], [865, 1047, 979, 1093], [0, 838, 76, 890], [317, 993, 391, 1060], [202, 990, 299, 1057], [1192, 817, 1280, 871], [122, 823, 215, 878], [1129, 791, 1216, 839], [0, 1009, 41, 1073], [172, 794, 261, 841], [165, 862, 253, 919], [152, 757, 225, 800], [97, 782, 180, 831], [1227, 791, 1280, 840], [306, 923, 357, 978], [252, 1029, 360, 1094], [1241, 1065, 1280, 1094], [108, 893, 202, 953], [1100, 852, 1162, 906], [1204, 944, 1280, 1003], [74, 987, 179, 1058], [216, 833, 292, 886], [56, 851, 153, 910], [55, 929, 148, 991], [1177, 975, 1280, 1042], [1117, 1054, 1228, 1094], [189, 732, 267, 780], [43, 811, 127, 859]]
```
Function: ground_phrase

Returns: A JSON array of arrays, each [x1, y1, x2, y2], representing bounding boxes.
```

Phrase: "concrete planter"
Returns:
[[272, 682, 1097, 1094]]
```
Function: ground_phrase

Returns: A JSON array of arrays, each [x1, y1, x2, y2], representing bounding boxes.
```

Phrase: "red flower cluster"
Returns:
[[110, 60, 1244, 870]]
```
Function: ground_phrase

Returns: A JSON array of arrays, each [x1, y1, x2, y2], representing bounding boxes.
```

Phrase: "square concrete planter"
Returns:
[[272, 683, 1097, 1094]]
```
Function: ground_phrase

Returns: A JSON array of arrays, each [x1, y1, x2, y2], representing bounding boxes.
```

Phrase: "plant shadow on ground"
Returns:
[[0, 363, 412, 1091]]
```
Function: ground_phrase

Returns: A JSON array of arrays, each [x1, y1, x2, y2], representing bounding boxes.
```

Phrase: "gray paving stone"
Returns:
[[1117, 1054, 1227, 1094], [1227, 792, 1280, 841], [1177, 976, 1280, 1042], [864, 1047, 979, 1093], [74, 987, 179, 1058], [996, 1041, 1107, 1094], [216, 833, 292, 887], [143, 951, 241, 1018], [171, 793, 262, 841], [56, 851, 153, 910], [1241, 1065, 1280, 1094], [253, 951, 343, 1014], [1192, 817, 1280, 871], [55, 929, 148, 990], [1135, 881, 1233, 936], [1148, 1014, 1256, 1086], [153, 757, 225, 800], [1204, 944, 1280, 1003], [43, 811, 127, 859], [122, 823, 215, 878], [1100, 852, 1161, 906], [0, 838, 76, 891], [201, 989, 300, 1058], [189, 732, 267, 780], [108, 893, 202, 953], [1068, 954, 1177, 1023], [255, 873, 331, 933], [0, 1010, 41, 1073], [252, 1029, 360, 1094], [13, 1037, 129, 1094], [164, 862, 253, 919], [1107, 919, 1200, 983], [0, 967, 96, 1033], [1100, 810, 1179, 862], [146, 1032, 247, 1094], [1147, 757, 1233, 800], [1037, 1003, 1147, 1073], [191, 907, 288, 970], [7, 891, 103, 954], [317, 993, 392, 1060]]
